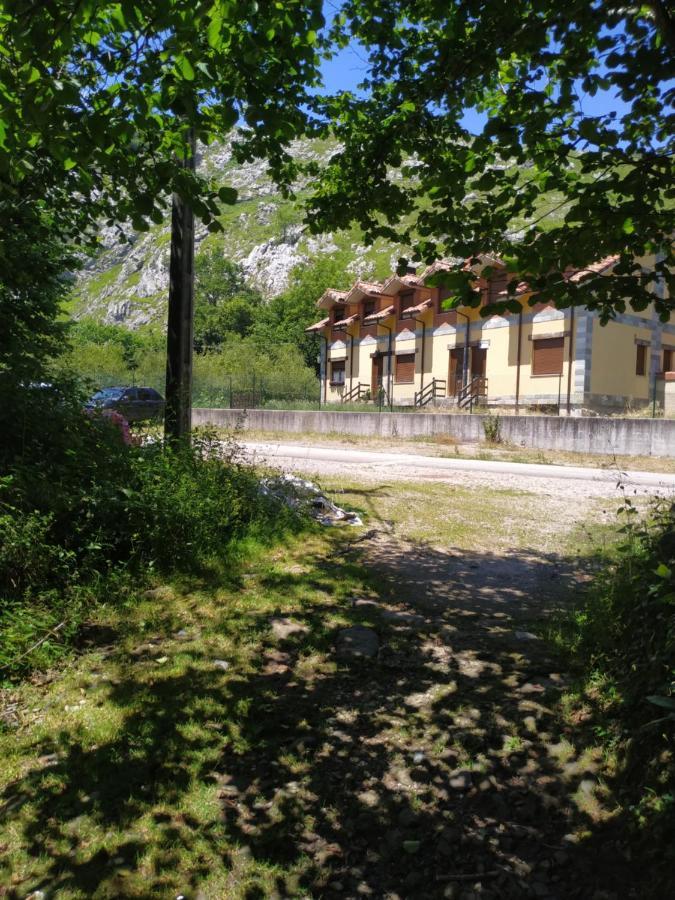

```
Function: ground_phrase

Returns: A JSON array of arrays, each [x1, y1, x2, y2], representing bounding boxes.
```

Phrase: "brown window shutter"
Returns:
[[532, 337, 564, 375], [663, 348, 672, 372], [399, 291, 415, 316], [636, 344, 646, 376], [363, 298, 376, 317], [396, 353, 415, 383], [487, 270, 509, 305]]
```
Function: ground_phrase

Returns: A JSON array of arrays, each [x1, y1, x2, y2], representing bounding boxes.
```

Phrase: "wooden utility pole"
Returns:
[[164, 129, 196, 443]]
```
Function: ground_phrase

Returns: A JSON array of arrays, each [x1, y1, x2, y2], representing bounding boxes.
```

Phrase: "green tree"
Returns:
[[193, 250, 262, 351], [252, 251, 353, 371], [307, 1, 674, 320], [0, 1, 326, 439], [0, 201, 74, 398], [0, 1, 326, 239]]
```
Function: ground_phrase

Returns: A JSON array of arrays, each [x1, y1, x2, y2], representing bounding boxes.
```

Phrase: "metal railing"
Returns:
[[342, 382, 370, 403], [457, 375, 488, 411], [414, 378, 447, 408]]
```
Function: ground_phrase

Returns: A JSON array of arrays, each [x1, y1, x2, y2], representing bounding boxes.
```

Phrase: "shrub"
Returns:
[[0, 388, 303, 680], [561, 495, 675, 882], [482, 413, 502, 444]]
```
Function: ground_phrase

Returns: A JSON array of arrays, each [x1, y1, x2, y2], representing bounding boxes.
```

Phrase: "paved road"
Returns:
[[242, 440, 675, 496]]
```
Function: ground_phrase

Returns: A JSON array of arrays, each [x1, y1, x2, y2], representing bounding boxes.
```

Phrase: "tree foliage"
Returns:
[[0, 0, 326, 238], [307, 1, 674, 320], [193, 250, 262, 351], [0, 202, 73, 390], [252, 251, 354, 371]]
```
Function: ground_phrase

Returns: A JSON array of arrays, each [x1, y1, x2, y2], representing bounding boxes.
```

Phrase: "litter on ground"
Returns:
[[261, 474, 363, 527]]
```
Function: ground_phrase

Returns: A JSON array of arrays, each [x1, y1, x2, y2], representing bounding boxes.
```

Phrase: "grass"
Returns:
[[2, 469, 663, 898], [0, 530, 378, 898], [319, 477, 563, 551]]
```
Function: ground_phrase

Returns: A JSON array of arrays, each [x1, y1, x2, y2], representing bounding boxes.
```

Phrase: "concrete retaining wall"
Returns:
[[192, 408, 675, 457]]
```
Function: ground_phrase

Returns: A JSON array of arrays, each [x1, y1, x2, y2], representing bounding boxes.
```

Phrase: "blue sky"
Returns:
[[319, 42, 491, 133], [318, 28, 637, 136]]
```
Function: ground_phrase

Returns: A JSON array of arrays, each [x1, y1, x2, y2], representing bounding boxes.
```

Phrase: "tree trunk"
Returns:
[[164, 129, 196, 444]]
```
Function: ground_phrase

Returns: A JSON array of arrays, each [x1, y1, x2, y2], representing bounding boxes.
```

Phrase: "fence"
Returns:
[[192, 374, 319, 410]]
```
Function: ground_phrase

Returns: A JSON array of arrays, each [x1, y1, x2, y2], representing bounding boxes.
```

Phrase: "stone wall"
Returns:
[[192, 407, 675, 457]]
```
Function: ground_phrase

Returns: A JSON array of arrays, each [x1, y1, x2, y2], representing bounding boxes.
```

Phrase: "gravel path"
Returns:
[[243, 440, 675, 501]]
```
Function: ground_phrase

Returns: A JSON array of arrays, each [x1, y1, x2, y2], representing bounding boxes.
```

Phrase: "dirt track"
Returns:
[[242, 440, 675, 503]]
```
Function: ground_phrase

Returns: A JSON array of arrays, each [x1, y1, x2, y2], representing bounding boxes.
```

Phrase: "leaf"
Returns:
[[109, 4, 126, 28], [207, 14, 222, 49], [654, 563, 671, 579], [218, 186, 238, 204], [307, 30, 318, 45], [63, 158, 77, 171], [402, 840, 421, 854], [646, 695, 675, 711], [622, 217, 634, 235], [175, 55, 195, 82]]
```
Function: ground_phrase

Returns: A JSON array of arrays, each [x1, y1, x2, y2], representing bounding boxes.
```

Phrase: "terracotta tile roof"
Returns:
[[317, 288, 349, 309], [420, 259, 456, 281], [567, 255, 619, 282], [420, 255, 503, 281], [363, 305, 395, 323], [331, 313, 360, 330], [345, 280, 384, 304], [304, 317, 330, 333], [494, 280, 531, 298], [400, 297, 433, 317], [381, 273, 423, 293]]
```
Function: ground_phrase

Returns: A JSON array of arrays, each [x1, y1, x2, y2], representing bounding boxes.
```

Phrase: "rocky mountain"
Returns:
[[72, 136, 406, 330]]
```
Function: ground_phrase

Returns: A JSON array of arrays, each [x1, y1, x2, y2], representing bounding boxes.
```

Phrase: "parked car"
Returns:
[[86, 386, 165, 423]]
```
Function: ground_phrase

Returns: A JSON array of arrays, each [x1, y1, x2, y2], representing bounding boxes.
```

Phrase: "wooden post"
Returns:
[[164, 129, 196, 444]]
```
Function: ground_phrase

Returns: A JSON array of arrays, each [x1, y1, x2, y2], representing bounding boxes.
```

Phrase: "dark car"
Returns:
[[86, 386, 165, 423]]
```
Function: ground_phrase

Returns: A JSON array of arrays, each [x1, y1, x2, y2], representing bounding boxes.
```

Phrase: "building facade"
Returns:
[[305, 255, 673, 413]]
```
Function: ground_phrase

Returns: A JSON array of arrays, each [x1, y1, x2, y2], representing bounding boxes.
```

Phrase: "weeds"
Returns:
[[482, 413, 502, 444], [555, 492, 675, 880], [0, 387, 306, 680]]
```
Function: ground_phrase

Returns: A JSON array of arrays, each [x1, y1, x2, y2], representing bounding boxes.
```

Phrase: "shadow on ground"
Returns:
[[0, 534, 653, 899]]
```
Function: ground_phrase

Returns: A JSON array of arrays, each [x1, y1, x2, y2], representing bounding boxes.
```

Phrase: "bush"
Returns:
[[0, 387, 303, 679], [560, 495, 675, 882], [482, 413, 502, 444], [574, 498, 674, 723]]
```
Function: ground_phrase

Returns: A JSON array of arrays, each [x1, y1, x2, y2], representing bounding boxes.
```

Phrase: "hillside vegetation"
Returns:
[[70, 137, 574, 332]]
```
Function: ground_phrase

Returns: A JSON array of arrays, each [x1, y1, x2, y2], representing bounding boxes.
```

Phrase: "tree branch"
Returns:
[[645, 1, 675, 54]]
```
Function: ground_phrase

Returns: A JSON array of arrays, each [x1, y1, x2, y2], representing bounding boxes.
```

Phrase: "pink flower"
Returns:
[[100, 409, 132, 445]]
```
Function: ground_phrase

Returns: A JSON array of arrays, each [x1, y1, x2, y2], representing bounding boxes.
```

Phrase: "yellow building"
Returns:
[[305, 255, 673, 414]]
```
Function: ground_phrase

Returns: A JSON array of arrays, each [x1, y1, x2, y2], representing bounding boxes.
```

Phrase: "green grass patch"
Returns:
[[547, 497, 675, 891], [0, 530, 384, 898]]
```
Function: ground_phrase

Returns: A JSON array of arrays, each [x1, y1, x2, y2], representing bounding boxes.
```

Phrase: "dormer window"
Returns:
[[363, 298, 376, 318], [399, 290, 415, 316], [487, 269, 509, 304], [436, 286, 452, 315], [333, 307, 346, 323]]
